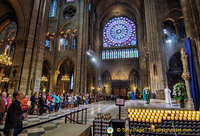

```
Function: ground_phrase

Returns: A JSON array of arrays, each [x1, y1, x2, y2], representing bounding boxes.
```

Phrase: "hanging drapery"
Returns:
[[184, 38, 200, 110]]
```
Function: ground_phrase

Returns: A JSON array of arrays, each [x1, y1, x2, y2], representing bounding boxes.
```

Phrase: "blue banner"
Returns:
[[184, 38, 200, 110]]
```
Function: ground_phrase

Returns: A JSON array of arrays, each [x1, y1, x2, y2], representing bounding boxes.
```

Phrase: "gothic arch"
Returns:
[[129, 69, 140, 91], [101, 70, 112, 94]]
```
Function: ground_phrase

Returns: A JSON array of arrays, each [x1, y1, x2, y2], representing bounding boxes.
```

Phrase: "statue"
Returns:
[[180, 48, 189, 74]]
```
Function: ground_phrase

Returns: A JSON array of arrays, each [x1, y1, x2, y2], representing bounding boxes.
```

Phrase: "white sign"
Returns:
[[116, 98, 125, 106]]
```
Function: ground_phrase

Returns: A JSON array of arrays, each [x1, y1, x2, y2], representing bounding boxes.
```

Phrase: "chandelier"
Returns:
[[61, 74, 70, 81], [0, 54, 12, 66], [1, 77, 9, 82], [41, 75, 48, 82]]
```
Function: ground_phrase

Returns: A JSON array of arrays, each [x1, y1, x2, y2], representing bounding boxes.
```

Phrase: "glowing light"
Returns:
[[92, 58, 96, 62], [163, 29, 167, 34]]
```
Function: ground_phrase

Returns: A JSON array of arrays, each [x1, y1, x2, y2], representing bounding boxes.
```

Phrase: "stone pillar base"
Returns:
[[185, 99, 195, 110]]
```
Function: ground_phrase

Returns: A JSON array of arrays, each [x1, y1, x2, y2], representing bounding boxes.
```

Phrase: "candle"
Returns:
[[150, 119, 154, 123], [154, 119, 158, 123]]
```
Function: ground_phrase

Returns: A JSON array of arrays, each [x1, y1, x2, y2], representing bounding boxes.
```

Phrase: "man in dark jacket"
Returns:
[[30, 92, 37, 115], [4, 90, 28, 136]]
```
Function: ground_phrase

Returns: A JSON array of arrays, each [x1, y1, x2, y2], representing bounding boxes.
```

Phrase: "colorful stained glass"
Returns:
[[118, 50, 122, 58], [102, 51, 105, 59], [49, 0, 57, 17], [126, 49, 130, 58], [130, 48, 134, 58], [60, 38, 65, 50], [45, 40, 50, 48], [66, 0, 75, 2], [110, 50, 113, 59], [114, 50, 117, 59], [134, 48, 138, 58], [106, 50, 109, 59], [122, 49, 126, 58], [103, 17, 136, 47]]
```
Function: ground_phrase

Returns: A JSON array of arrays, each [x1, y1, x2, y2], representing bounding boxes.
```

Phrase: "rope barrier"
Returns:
[[0, 108, 87, 132]]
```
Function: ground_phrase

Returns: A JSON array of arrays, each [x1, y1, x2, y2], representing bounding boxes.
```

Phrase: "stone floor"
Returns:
[[0, 99, 180, 136]]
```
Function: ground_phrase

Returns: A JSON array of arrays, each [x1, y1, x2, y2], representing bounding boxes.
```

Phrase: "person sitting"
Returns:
[[4, 90, 28, 136]]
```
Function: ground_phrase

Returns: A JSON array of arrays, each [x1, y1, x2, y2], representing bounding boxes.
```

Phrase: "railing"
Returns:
[[65, 108, 87, 124], [0, 108, 87, 133]]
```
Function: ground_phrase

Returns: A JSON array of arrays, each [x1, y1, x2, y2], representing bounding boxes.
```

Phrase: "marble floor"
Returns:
[[0, 99, 181, 136]]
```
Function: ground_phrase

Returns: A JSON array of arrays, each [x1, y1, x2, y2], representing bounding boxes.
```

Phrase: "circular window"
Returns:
[[64, 6, 76, 19]]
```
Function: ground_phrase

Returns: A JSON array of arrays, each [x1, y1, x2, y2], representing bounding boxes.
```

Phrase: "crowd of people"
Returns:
[[29, 92, 100, 115], [0, 91, 102, 136]]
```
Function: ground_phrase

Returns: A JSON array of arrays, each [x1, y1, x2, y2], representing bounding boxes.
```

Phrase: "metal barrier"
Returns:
[[0, 107, 87, 133], [65, 108, 87, 124]]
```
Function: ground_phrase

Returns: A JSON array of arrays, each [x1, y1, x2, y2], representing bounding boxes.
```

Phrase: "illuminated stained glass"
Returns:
[[110, 50, 113, 59], [49, 0, 57, 17], [103, 17, 136, 47], [102, 51, 105, 59], [102, 48, 138, 59], [122, 49, 126, 58], [130, 48, 134, 58], [114, 50, 117, 59], [45, 40, 50, 48], [126, 49, 130, 58], [66, 0, 75, 2], [73, 36, 77, 49], [106, 50, 109, 59], [134, 48, 138, 58], [60, 38, 65, 50]]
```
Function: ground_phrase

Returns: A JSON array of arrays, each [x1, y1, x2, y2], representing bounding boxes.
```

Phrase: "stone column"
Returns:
[[180, 48, 194, 110], [180, 0, 200, 88], [144, 0, 165, 93], [49, 70, 60, 94]]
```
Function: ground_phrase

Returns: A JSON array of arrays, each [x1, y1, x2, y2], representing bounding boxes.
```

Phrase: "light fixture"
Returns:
[[41, 75, 48, 82], [166, 39, 172, 43], [92, 58, 96, 62], [0, 54, 12, 66], [163, 29, 167, 34], [1, 77, 9, 82], [61, 74, 70, 81]]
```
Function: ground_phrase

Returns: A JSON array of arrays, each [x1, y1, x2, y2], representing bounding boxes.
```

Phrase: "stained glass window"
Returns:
[[73, 36, 77, 49], [70, 73, 74, 89], [103, 17, 136, 47], [118, 50, 122, 58], [114, 50, 117, 59], [89, 2, 91, 12], [134, 48, 138, 58], [66, 0, 75, 2], [130, 48, 134, 58], [49, 0, 57, 18], [122, 49, 126, 58], [102, 51, 105, 59], [126, 49, 130, 58], [65, 39, 69, 49], [110, 50, 113, 59], [60, 38, 65, 50], [106, 50, 109, 59], [45, 40, 51, 49]]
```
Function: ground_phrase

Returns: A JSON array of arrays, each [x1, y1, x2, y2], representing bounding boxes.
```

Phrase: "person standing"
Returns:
[[0, 92, 6, 125], [4, 90, 28, 136], [6, 93, 11, 110], [145, 88, 150, 104], [164, 86, 172, 104], [142, 88, 146, 102], [30, 92, 37, 115]]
